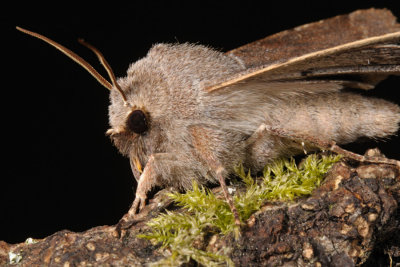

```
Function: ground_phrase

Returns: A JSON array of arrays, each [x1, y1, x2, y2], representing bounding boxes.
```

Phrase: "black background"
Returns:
[[2, 1, 400, 243]]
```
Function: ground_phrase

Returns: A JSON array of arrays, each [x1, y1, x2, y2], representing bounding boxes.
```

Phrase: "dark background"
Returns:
[[2, 1, 400, 243]]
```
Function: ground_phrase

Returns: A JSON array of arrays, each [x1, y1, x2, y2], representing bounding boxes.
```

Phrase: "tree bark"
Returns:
[[1, 154, 399, 266]]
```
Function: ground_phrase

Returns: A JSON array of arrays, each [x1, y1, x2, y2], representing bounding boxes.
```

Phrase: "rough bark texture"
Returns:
[[1, 153, 399, 266]]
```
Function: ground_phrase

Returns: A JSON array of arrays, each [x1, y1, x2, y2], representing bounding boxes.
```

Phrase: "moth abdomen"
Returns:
[[246, 92, 400, 171], [271, 92, 400, 145]]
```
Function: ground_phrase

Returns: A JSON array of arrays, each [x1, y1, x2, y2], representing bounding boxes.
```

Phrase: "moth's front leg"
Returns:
[[116, 153, 176, 231]]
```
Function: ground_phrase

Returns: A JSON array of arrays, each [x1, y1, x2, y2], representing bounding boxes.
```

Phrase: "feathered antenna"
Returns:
[[16, 26, 129, 105]]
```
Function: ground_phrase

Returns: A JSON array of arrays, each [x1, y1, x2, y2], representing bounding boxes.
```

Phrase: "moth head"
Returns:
[[16, 27, 148, 156], [107, 108, 148, 134], [106, 106, 149, 157]]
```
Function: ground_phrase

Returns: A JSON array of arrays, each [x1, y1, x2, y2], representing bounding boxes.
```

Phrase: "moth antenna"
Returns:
[[16, 26, 129, 105], [78, 39, 129, 105]]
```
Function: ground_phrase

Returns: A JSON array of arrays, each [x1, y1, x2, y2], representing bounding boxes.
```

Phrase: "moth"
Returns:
[[17, 8, 400, 229]]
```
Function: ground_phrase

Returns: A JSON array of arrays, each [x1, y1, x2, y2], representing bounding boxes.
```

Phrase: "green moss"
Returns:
[[138, 154, 341, 266]]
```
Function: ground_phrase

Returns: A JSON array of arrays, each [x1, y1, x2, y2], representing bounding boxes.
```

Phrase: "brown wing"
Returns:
[[207, 9, 400, 94]]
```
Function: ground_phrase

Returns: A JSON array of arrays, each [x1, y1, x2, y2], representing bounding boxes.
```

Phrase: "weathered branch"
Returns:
[[1, 151, 399, 266]]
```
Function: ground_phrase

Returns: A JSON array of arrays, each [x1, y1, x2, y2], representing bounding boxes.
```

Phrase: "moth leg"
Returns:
[[215, 165, 241, 226], [116, 153, 173, 232], [264, 126, 400, 168], [189, 126, 241, 226]]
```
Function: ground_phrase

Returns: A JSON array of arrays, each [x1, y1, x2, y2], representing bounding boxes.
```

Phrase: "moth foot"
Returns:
[[114, 216, 138, 239], [114, 194, 147, 237]]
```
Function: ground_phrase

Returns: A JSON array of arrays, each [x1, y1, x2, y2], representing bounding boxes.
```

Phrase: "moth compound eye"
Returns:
[[126, 110, 148, 134]]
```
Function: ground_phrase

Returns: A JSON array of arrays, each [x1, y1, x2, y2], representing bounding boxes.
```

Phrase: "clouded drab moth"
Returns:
[[17, 8, 400, 230]]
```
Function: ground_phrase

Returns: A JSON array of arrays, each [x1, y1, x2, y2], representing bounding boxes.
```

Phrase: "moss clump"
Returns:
[[138, 154, 341, 266]]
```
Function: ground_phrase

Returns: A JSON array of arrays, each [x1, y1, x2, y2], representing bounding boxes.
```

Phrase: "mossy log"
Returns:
[[1, 153, 399, 266]]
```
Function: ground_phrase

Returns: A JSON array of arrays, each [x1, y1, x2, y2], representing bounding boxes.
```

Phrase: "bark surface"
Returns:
[[1, 153, 399, 266]]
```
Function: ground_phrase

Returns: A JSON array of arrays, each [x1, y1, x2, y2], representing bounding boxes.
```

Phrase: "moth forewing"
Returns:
[[207, 31, 400, 93], [225, 9, 400, 70]]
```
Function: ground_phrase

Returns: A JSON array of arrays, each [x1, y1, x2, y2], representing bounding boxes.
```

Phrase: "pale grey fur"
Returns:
[[108, 43, 400, 191]]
